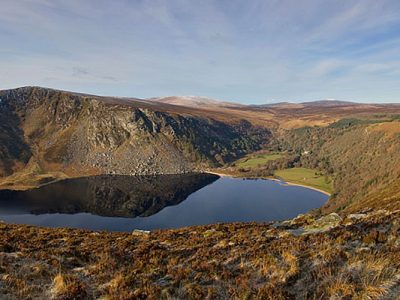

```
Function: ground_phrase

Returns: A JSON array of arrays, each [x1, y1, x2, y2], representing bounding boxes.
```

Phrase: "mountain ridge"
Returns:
[[5, 86, 399, 107], [0, 86, 269, 189]]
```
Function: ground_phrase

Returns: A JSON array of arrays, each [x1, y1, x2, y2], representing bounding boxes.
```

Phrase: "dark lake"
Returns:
[[0, 173, 328, 231]]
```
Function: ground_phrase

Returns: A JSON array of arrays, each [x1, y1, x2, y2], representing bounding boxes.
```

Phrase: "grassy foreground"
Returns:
[[1, 209, 399, 299], [275, 167, 333, 194]]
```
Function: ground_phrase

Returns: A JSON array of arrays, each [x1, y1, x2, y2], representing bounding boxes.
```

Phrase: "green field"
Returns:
[[236, 153, 283, 168], [275, 168, 333, 194]]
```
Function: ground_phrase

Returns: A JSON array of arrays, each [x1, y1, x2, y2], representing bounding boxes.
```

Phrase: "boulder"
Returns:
[[300, 213, 342, 235]]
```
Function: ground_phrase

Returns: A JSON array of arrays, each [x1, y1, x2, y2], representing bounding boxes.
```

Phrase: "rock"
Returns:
[[344, 213, 367, 225], [300, 213, 342, 235], [272, 220, 291, 229], [290, 214, 315, 226], [287, 229, 304, 236], [356, 247, 371, 253], [347, 213, 367, 220], [274, 214, 316, 230], [214, 240, 229, 248], [278, 231, 293, 238], [132, 229, 150, 236], [274, 213, 341, 235], [203, 229, 224, 238], [315, 213, 342, 226]]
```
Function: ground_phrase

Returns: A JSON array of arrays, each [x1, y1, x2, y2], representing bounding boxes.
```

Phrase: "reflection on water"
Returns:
[[0, 173, 219, 217], [0, 174, 328, 231]]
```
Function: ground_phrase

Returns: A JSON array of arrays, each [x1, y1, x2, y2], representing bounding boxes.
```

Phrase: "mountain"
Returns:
[[0, 87, 269, 189], [1, 86, 400, 207], [300, 100, 358, 106], [148, 95, 243, 108]]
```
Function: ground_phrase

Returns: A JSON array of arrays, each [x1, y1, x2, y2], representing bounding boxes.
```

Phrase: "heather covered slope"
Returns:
[[1, 209, 399, 299]]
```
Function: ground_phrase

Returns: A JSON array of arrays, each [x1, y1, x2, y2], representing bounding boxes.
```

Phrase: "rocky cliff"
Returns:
[[0, 87, 269, 188]]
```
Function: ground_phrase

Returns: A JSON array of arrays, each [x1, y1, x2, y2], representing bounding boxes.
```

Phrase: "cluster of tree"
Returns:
[[175, 119, 270, 166], [236, 154, 301, 177], [275, 119, 400, 212]]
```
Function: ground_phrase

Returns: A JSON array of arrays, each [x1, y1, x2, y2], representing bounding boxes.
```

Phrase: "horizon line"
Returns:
[[1, 85, 399, 106]]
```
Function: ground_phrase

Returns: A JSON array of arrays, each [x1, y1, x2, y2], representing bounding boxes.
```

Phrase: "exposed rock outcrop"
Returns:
[[0, 87, 269, 187]]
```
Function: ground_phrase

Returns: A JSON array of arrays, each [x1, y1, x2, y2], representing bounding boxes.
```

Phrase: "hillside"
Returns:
[[215, 117, 400, 215], [0, 87, 269, 189], [1, 208, 399, 299], [276, 118, 400, 213]]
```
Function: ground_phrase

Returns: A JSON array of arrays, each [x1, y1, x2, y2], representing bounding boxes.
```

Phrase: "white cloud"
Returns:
[[0, 0, 400, 103]]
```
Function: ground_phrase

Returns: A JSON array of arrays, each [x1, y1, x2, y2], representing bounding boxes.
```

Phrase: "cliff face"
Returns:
[[0, 87, 269, 186], [0, 101, 31, 177]]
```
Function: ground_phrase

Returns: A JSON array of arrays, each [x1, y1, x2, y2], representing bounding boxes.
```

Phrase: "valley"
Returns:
[[1, 86, 400, 220], [3, 1, 400, 298], [0, 175, 326, 231], [1, 86, 400, 299]]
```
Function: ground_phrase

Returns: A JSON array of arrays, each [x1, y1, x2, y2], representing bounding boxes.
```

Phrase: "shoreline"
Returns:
[[1, 170, 332, 196], [205, 170, 332, 196], [277, 181, 331, 196]]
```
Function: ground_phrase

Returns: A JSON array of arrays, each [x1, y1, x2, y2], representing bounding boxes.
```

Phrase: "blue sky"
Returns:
[[1, 0, 400, 104]]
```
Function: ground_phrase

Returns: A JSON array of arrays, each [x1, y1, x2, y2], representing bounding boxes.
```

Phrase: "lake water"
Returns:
[[0, 174, 328, 231]]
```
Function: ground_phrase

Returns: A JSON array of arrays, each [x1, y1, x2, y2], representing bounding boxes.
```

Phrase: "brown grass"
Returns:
[[368, 121, 400, 135], [0, 209, 399, 299]]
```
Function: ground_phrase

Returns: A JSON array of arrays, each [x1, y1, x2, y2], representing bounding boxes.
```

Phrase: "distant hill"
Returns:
[[300, 100, 358, 106], [148, 96, 243, 108], [255, 100, 358, 108], [251, 102, 304, 109]]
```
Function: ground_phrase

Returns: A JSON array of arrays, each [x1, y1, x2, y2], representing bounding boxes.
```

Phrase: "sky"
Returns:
[[1, 0, 400, 104]]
